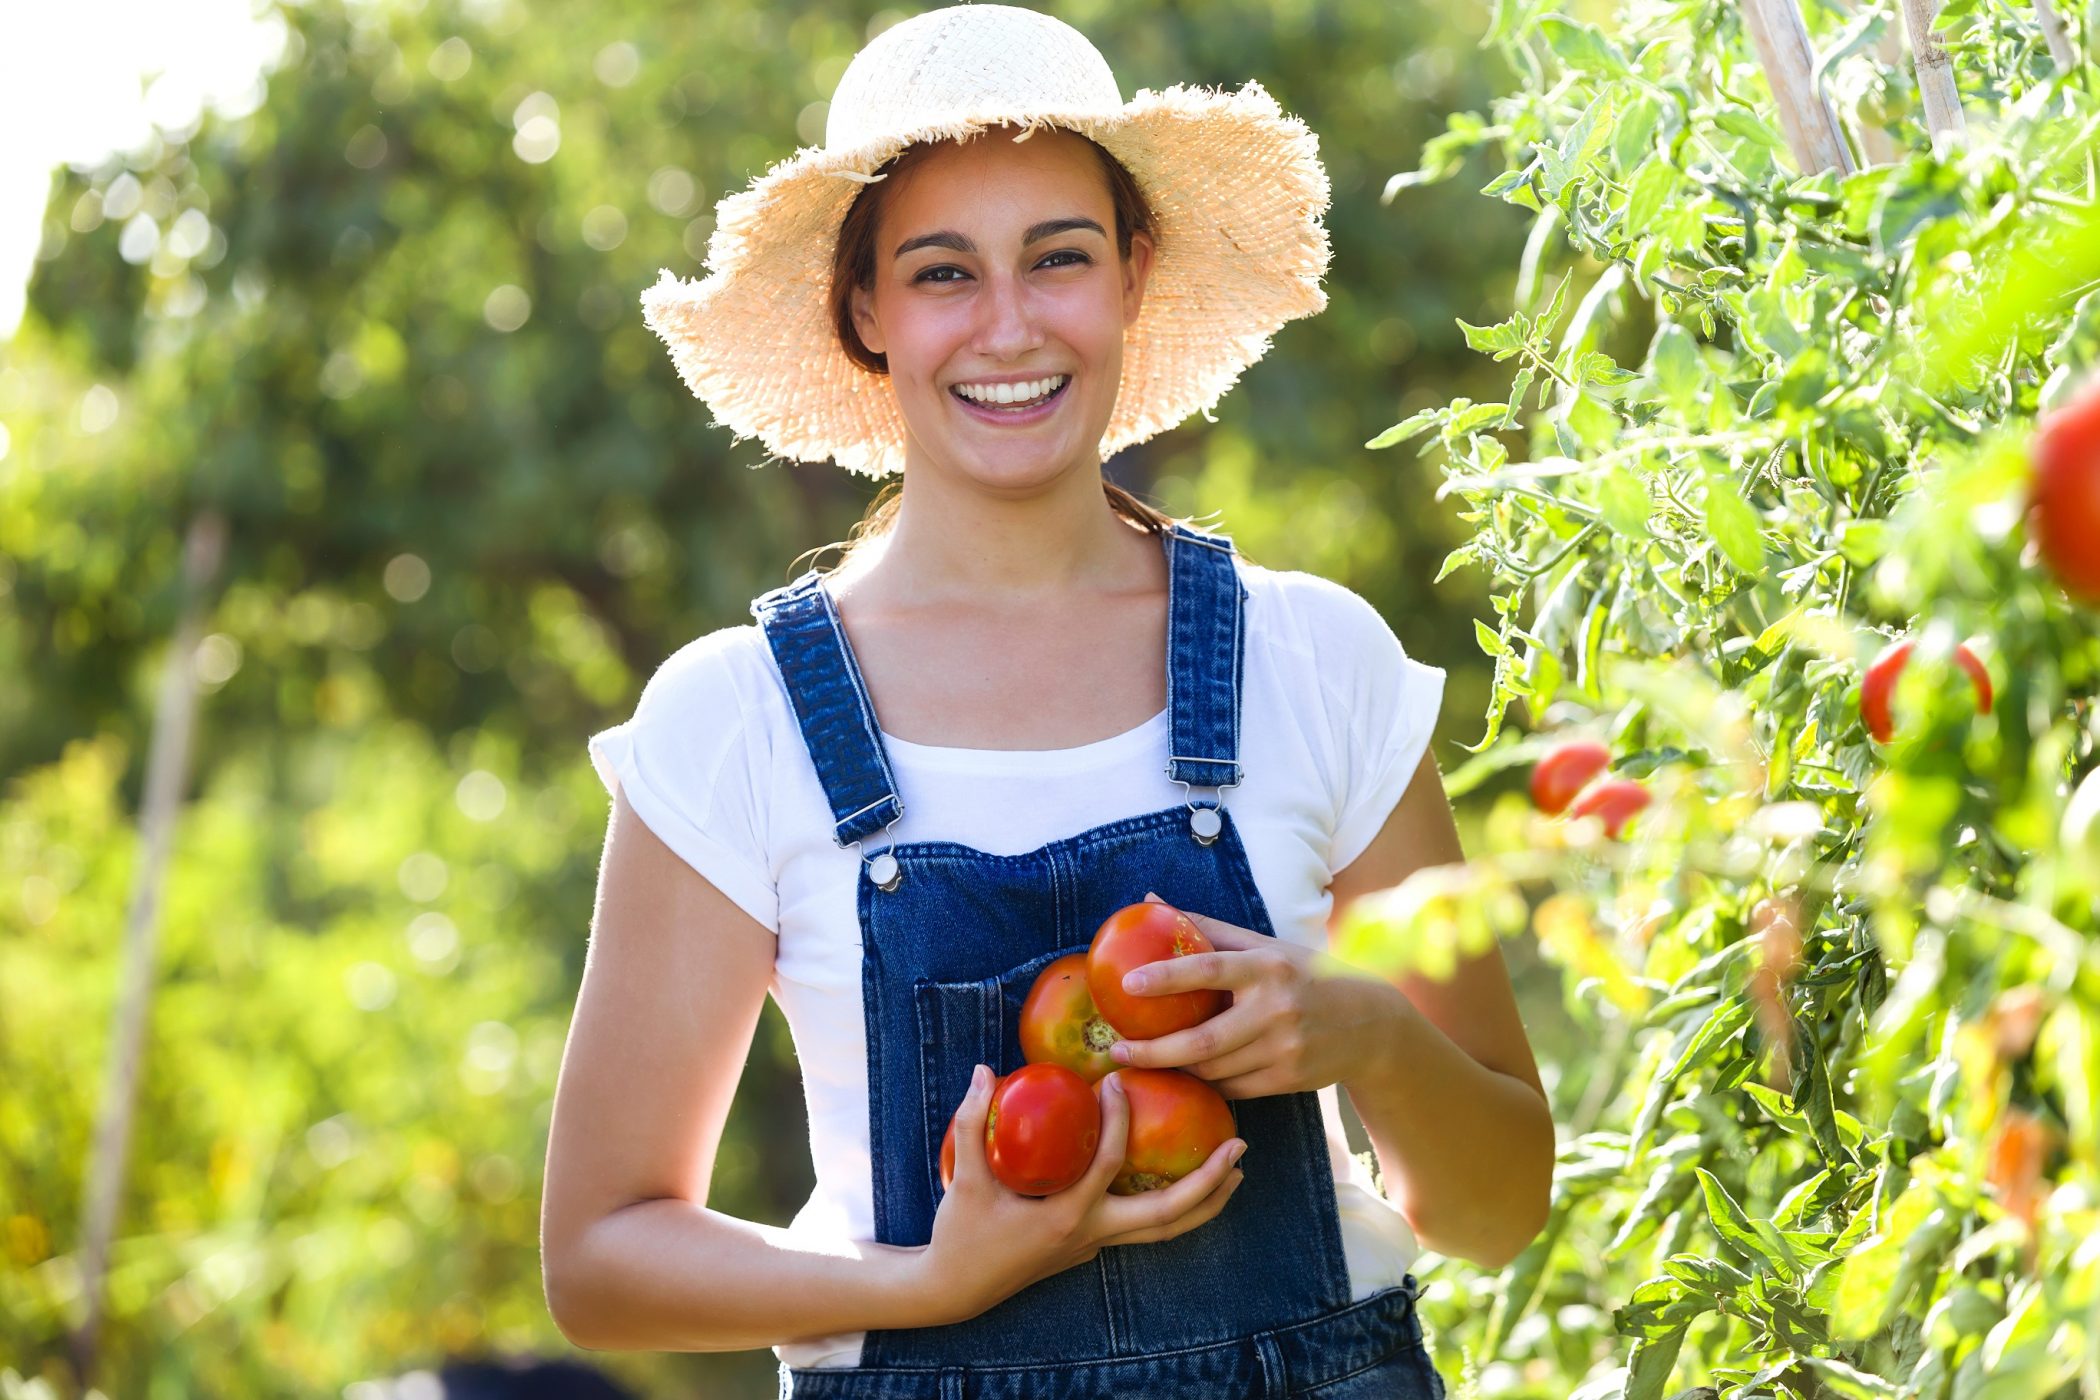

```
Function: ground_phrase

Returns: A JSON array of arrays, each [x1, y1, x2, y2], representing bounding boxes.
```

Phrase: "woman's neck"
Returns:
[[844, 465, 1160, 613]]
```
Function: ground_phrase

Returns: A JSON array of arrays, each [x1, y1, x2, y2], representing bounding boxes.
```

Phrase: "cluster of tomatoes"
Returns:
[[940, 900, 1238, 1198], [1518, 377, 2100, 832], [1527, 738, 1649, 837]]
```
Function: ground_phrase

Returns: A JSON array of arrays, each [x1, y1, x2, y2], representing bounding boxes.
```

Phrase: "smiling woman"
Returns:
[[546, 5, 1549, 1397], [820, 124, 1175, 562]]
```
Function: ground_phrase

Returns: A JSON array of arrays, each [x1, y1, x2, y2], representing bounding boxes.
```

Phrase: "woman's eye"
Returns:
[[912, 251, 1092, 285]]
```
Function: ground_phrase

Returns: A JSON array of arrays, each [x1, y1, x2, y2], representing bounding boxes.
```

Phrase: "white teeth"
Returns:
[[954, 375, 1067, 405]]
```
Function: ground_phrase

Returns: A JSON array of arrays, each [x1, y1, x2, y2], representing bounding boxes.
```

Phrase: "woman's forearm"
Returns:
[[546, 1197, 948, 1352], [1340, 980, 1556, 1270]]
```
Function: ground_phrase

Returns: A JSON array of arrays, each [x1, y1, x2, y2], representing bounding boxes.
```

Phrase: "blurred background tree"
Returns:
[[0, 0, 1535, 1395]]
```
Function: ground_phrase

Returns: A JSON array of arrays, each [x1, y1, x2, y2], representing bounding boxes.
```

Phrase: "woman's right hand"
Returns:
[[916, 1064, 1247, 1325]]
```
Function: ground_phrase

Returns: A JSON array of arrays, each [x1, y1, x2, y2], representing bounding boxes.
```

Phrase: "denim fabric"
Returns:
[[755, 524, 1440, 1397], [776, 1278, 1446, 1399]]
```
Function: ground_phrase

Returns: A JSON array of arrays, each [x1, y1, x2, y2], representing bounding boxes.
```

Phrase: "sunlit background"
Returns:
[[1, 0, 1543, 1394]]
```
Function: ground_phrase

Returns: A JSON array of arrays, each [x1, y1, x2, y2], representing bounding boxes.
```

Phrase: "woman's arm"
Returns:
[[1326, 746, 1556, 1272], [540, 787, 945, 1352]]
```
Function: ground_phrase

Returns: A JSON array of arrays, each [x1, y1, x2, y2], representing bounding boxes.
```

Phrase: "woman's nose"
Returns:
[[971, 270, 1045, 359]]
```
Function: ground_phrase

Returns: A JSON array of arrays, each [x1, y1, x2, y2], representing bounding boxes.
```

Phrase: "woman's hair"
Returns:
[[805, 127, 1177, 580]]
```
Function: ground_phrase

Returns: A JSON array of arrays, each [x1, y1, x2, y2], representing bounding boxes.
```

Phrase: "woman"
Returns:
[[541, 6, 1555, 1396]]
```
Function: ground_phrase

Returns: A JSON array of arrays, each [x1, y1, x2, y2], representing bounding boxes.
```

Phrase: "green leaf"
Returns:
[[1703, 472, 1767, 573], [1625, 157, 1678, 237], [1624, 1325, 1689, 1400], [1475, 618, 1510, 657], [1598, 467, 1653, 539], [1697, 1167, 1805, 1281], [1366, 408, 1441, 449], [1434, 542, 1481, 583], [1538, 14, 1629, 74], [1458, 314, 1530, 358], [1452, 399, 1516, 434], [1646, 322, 1706, 407]]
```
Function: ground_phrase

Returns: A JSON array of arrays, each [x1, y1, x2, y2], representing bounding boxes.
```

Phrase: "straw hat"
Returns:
[[639, 3, 1332, 479]]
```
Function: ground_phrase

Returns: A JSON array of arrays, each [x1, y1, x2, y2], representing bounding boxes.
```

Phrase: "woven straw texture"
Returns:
[[639, 4, 1332, 479]]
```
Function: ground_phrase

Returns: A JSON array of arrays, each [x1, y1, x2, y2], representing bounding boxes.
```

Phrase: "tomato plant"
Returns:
[[1530, 737, 1612, 814], [1351, 0, 2100, 1389], [1097, 1068, 1236, 1196], [1019, 952, 1120, 1082], [1086, 901, 1228, 1041]]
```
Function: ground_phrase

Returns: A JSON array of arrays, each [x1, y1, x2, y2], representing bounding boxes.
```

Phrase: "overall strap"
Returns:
[[1163, 522, 1246, 793], [751, 573, 904, 849]]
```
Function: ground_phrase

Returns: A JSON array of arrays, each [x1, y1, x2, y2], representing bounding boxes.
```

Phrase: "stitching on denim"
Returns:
[[814, 577, 904, 837], [792, 1286, 1416, 1376], [1163, 526, 1183, 780], [1230, 567, 1246, 781]]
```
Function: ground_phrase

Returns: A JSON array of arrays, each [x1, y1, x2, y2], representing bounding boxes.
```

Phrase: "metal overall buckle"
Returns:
[[1170, 768, 1239, 846], [846, 812, 906, 892]]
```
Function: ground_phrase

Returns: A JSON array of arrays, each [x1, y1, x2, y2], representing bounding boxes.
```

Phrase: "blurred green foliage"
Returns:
[[0, 0, 1535, 1394], [1347, 0, 2100, 1392]]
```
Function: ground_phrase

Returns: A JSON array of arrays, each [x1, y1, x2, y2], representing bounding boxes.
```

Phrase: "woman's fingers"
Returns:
[[948, 1064, 995, 1185], [1096, 1148, 1246, 1246], [1071, 1071, 1130, 1199], [1094, 1133, 1245, 1240], [1111, 1004, 1259, 1072]]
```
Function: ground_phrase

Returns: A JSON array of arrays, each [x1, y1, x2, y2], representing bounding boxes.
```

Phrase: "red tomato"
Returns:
[[1859, 638, 1993, 744], [1019, 953, 1120, 1082], [1087, 901, 1229, 1041], [1100, 1068, 1237, 1195], [1529, 738, 1611, 815], [1568, 778, 1651, 839], [2030, 376, 2100, 602], [940, 1065, 1100, 1197]]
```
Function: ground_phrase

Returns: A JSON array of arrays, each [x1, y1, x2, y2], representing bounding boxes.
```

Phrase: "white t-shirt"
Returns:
[[585, 557, 1447, 1369]]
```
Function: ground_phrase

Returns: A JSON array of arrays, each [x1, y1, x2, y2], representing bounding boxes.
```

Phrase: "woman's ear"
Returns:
[[1121, 229, 1156, 328], [850, 282, 887, 356]]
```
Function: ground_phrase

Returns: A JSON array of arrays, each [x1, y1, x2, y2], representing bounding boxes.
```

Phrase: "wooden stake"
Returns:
[[2031, 0, 2079, 75], [1901, 0, 1969, 136], [1743, 0, 1858, 175], [1858, 0, 1905, 166], [68, 508, 227, 1390]]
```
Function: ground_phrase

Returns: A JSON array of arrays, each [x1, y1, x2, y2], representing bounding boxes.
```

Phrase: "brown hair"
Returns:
[[806, 126, 1178, 580]]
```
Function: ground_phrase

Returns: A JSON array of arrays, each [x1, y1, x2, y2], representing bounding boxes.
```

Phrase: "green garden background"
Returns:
[[4, 0, 2096, 1395]]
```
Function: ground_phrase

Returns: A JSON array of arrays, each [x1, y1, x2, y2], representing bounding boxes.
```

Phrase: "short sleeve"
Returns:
[[586, 626, 781, 932], [1310, 582, 1448, 874]]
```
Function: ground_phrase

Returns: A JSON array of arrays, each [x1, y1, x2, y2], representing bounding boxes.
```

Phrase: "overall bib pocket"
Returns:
[[911, 941, 1092, 1205]]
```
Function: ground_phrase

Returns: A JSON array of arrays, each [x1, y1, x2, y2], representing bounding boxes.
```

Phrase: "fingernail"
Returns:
[[1106, 1074, 1124, 1096], [973, 1064, 987, 1091], [1123, 971, 1148, 993], [1230, 1141, 1247, 1166], [1110, 1043, 1131, 1063]]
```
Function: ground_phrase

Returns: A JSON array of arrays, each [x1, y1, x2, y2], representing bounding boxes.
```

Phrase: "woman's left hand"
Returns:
[[1105, 893, 1406, 1100]]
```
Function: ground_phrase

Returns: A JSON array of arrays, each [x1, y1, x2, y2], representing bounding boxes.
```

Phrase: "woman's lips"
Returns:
[[949, 376, 1071, 426]]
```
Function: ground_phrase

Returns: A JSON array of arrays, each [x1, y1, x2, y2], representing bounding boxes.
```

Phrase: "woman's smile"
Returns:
[[948, 373, 1075, 426]]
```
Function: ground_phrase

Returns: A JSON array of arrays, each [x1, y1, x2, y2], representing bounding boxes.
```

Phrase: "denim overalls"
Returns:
[[754, 522, 1444, 1400]]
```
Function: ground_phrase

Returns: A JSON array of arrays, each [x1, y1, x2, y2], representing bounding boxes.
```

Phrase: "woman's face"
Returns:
[[849, 127, 1154, 493]]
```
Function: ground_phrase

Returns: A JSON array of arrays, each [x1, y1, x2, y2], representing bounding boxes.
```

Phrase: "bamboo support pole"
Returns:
[[1901, 0, 1968, 137], [1743, 0, 1857, 175], [67, 508, 227, 1390], [1857, 1, 1905, 166], [2031, 0, 2078, 75]]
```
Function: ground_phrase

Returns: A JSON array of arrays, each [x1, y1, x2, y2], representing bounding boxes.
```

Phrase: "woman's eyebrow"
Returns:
[[893, 216, 1106, 260]]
